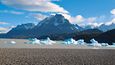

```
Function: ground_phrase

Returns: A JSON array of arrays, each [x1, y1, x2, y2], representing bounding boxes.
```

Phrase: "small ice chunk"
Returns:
[[10, 41, 16, 44]]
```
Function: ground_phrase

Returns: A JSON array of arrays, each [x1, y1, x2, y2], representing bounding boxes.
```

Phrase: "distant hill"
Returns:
[[94, 29, 115, 45], [98, 23, 115, 32], [73, 29, 103, 43]]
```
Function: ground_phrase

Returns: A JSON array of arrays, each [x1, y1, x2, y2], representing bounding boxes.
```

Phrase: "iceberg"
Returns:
[[27, 38, 41, 45], [76, 39, 86, 45], [40, 37, 55, 45], [89, 39, 101, 47], [64, 38, 86, 45], [64, 38, 77, 45]]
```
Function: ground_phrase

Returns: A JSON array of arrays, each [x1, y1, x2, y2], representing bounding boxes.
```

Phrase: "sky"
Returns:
[[0, 0, 115, 33]]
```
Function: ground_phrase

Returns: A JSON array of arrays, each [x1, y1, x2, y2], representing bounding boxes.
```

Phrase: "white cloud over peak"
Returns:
[[60, 14, 85, 24], [86, 17, 96, 22], [61, 14, 97, 25], [105, 18, 115, 25], [70, 15, 84, 24], [1, 0, 68, 14], [32, 13, 48, 20]]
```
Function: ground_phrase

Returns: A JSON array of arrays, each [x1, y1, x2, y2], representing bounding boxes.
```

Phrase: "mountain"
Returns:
[[98, 23, 115, 32], [94, 29, 115, 45], [32, 14, 81, 37], [6, 23, 35, 38], [73, 29, 103, 43], [83, 23, 115, 32], [1, 14, 81, 39]]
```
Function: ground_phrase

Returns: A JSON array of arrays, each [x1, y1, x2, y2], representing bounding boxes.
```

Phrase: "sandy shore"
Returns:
[[0, 48, 115, 65]]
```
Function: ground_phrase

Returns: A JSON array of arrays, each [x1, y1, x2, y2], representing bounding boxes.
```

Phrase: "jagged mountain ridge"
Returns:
[[32, 14, 81, 37], [4, 14, 81, 38], [98, 23, 115, 32]]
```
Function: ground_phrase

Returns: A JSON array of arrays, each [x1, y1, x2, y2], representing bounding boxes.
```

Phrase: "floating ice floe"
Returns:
[[64, 38, 86, 45], [40, 37, 56, 45], [76, 39, 86, 45], [64, 38, 77, 45], [27, 37, 55, 45], [89, 39, 101, 47], [27, 38, 41, 45], [9, 41, 16, 44]]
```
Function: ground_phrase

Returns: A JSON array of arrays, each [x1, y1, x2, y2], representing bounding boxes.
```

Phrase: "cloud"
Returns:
[[0, 22, 9, 25], [0, 27, 7, 31], [0, 26, 15, 33], [0, 10, 24, 14], [111, 9, 115, 15], [32, 13, 48, 20], [105, 9, 115, 25], [60, 14, 84, 24], [1, 0, 68, 14], [0, 27, 8, 33], [70, 15, 85, 24], [105, 18, 115, 25], [61, 14, 97, 24], [86, 17, 96, 22]]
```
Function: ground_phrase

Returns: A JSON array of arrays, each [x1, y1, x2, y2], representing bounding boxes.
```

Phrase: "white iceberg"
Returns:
[[27, 38, 41, 45], [64, 38, 77, 45], [89, 39, 101, 47], [64, 38, 86, 45], [76, 39, 86, 45], [40, 37, 55, 45]]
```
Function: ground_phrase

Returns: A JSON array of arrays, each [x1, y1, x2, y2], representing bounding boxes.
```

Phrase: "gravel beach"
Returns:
[[0, 48, 115, 65], [0, 39, 115, 65]]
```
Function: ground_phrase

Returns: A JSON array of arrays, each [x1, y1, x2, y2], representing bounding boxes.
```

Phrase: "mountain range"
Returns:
[[84, 23, 115, 32], [0, 14, 115, 44], [1, 14, 81, 39]]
